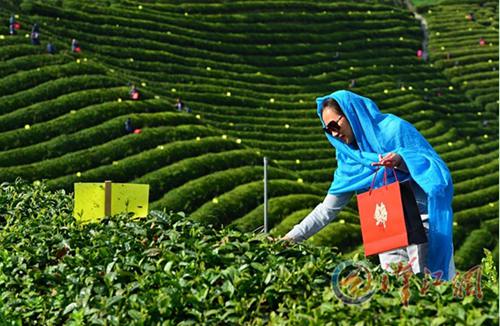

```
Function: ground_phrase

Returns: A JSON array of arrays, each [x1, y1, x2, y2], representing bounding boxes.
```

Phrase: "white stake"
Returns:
[[263, 157, 268, 233]]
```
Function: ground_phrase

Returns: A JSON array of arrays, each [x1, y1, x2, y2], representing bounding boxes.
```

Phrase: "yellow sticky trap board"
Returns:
[[73, 183, 106, 223], [111, 183, 149, 218], [73, 182, 149, 223]]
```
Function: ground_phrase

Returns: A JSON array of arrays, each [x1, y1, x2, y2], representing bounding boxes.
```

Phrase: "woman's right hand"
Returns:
[[280, 236, 296, 245], [371, 153, 402, 168]]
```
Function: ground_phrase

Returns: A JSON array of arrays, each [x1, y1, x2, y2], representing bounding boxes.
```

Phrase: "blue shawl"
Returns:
[[317, 90, 456, 281]]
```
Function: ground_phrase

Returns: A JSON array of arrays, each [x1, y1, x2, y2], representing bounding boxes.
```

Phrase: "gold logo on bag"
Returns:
[[374, 202, 388, 228]]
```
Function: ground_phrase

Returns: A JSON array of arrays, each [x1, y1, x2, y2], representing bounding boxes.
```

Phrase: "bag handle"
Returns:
[[368, 160, 399, 194]]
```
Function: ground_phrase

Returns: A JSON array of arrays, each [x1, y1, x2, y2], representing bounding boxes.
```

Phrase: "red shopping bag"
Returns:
[[357, 164, 426, 256]]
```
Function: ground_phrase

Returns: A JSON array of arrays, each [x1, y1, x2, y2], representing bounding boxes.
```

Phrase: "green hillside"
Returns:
[[0, 0, 498, 271], [0, 0, 499, 323], [413, 0, 499, 271]]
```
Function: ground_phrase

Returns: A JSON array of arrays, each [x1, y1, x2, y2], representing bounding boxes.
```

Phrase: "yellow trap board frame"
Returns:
[[73, 181, 149, 223]]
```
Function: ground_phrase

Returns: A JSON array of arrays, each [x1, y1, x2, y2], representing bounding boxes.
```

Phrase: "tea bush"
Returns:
[[0, 180, 498, 325]]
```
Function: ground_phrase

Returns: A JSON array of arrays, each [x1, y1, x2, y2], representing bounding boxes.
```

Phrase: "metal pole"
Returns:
[[263, 157, 268, 233]]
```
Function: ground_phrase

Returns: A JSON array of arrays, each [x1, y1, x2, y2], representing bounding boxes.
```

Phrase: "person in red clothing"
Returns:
[[9, 14, 19, 35], [129, 84, 140, 100], [71, 38, 81, 53]]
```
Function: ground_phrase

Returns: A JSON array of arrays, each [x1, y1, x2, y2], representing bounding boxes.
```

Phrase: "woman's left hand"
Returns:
[[371, 153, 402, 168]]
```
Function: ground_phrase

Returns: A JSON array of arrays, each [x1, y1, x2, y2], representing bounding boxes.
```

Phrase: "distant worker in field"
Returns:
[[71, 38, 81, 53], [479, 37, 486, 46], [174, 97, 185, 111], [9, 14, 16, 35], [47, 42, 56, 54], [281, 90, 456, 281], [348, 79, 356, 89], [30, 31, 40, 45], [124, 118, 134, 134], [174, 97, 192, 113], [30, 23, 40, 45], [31, 22, 40, 34], [9, 23, 16, 35], [466, 12, 475, 22], [422, 50, 429, 62], [129, 84, 140, 100]]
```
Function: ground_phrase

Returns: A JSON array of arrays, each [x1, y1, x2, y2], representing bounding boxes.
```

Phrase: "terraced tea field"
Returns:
[[0, 0, 497, 274]]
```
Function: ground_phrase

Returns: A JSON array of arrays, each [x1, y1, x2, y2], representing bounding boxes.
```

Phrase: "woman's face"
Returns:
[[322, 106, 355, 145]]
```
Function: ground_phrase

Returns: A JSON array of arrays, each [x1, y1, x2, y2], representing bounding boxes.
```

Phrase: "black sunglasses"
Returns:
[[323, 115, 343, 135]]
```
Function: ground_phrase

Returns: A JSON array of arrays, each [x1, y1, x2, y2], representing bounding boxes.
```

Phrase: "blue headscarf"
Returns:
[[317, 90, 456, 281]]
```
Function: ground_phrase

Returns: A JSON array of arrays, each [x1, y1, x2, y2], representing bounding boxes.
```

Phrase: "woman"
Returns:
[[71, 38, 81, 53], [283, 90, 456, 281]]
